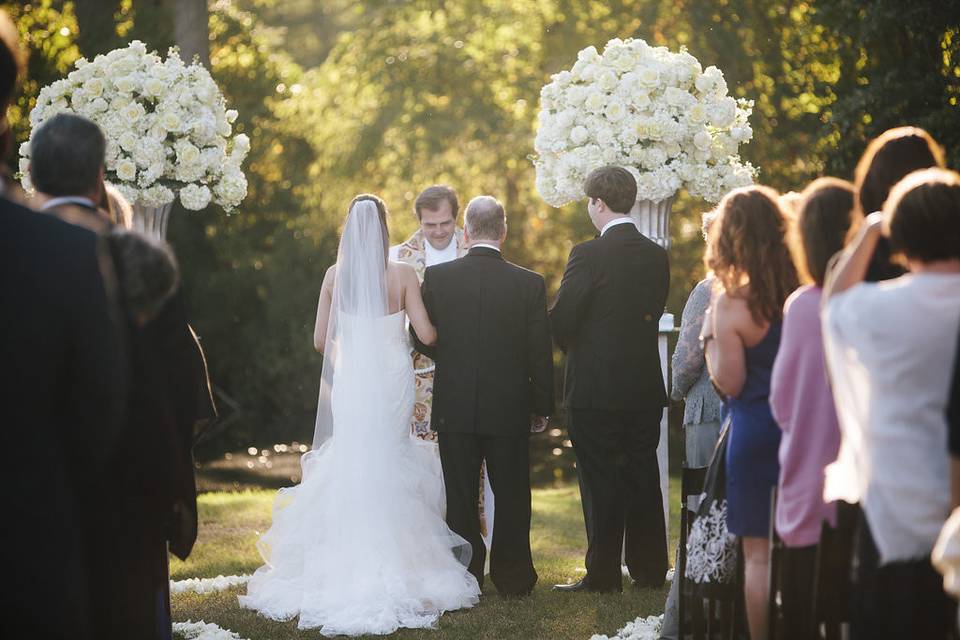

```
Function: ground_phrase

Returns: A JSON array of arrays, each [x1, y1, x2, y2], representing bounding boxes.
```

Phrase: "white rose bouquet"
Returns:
[[534, 38, 756, 206], [18, 40, 248, 211]]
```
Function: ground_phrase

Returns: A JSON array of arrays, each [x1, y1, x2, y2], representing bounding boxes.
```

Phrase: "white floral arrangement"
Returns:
[[18, 40, 248, 211], [534, 38, 756, 206], [173, 620, 247, 640], [589, 615, 663, 640], [170, 574, 250, 595]]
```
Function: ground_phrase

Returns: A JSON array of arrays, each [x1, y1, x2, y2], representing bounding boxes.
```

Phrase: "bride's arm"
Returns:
[[314, 266, 335, 352], [401, 264, 437, 346]]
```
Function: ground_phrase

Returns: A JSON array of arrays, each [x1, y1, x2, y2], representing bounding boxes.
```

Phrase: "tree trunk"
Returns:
[[74, 0, 122, 58], [172, 0, 210, 67]]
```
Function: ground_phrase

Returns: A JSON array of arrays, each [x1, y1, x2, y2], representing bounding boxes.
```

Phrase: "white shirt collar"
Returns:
[[600, 216, 635, 237], [424, 236, 459, 266], [41, 196, 96, 211], [471, 243, 501, 253]]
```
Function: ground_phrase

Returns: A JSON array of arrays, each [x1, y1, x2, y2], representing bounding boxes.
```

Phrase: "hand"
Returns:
[[530, 415, 549, 433]]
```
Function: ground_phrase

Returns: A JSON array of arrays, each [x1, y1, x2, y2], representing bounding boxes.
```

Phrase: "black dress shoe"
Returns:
[[552, 578, 621, 593]]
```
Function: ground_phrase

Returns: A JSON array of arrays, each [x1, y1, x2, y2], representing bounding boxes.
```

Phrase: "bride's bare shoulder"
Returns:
[[388, 260, 417, 281]]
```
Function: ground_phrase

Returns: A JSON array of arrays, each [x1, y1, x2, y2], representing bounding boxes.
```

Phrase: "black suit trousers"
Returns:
[[438, 432, 538, 596], [568, 407, 667, 590]]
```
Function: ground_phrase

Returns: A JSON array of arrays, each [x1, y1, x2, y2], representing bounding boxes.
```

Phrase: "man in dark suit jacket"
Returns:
[[0, 198, 128, 638], [413, 195, 554, 596], [0, 15, 126, 637], [550, 166, 670, 593]]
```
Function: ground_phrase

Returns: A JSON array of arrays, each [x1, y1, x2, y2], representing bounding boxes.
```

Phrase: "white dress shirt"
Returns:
[[600, 216, 635, 236], [425, 237, 459, 266], [470, 243, 501, 253], [41, 196, 96, 210]]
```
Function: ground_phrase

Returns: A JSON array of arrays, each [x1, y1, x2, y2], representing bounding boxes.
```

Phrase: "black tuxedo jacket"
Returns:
[[414, 247, 554, 436], [550, 222, 669, 411]]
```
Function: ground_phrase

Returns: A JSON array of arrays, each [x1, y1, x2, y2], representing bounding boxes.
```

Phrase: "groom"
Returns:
[[550, 166, 670, 593], [413, 195, 553, 596]]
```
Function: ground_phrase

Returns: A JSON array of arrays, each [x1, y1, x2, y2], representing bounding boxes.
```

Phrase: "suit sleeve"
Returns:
[[411, 266, 438, 359], [527, 275, 555, 417], [70, 236, 128, 467], [548, 244, 593, 352]]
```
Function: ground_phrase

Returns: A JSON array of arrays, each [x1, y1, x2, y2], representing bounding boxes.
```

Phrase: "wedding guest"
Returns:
[[659, 209, 723, 640], [853, 126, 946, 281], [28, 112, 112, 233], [769, 177, 855, 640], [0, 10, 127, 638], [551, 166, 670, 593], [702, 185, 799, 640], [823, 168, 960, 639], [95, 229, 186, 639]]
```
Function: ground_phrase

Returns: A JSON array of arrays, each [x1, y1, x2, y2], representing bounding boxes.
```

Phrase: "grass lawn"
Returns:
[[171, 480, 681, 639]]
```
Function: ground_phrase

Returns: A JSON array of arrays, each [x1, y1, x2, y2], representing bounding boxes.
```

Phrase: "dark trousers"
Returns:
[[852, 512, 957, 640], [568, 407, 667, 591], [438, 431, 537, 596], [779, 544, 817, 640]]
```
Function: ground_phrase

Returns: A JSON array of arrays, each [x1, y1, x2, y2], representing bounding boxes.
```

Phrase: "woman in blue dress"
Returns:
[[701, 185, 799, 640]]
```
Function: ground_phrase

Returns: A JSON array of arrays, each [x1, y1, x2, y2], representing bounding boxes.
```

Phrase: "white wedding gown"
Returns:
[[239, 311, 480, 635]]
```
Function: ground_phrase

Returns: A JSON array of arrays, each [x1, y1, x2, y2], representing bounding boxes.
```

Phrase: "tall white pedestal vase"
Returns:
[[131, 203, 174, 239], [630, 197, 675, 549]]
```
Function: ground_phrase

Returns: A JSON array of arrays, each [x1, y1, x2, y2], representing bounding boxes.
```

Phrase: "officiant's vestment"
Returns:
[[550, 220, 669, 591], [415, 246, 554, 595]]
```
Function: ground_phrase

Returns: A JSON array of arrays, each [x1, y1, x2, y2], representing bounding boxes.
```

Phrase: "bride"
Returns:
[[239, 195, 480, 635]]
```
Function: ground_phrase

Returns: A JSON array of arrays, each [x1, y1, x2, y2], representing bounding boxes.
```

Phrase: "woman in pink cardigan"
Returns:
[[769, 178, 855, 640]]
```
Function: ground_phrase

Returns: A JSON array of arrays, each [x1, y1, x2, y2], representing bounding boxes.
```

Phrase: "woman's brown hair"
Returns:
[[706, 185, 800, 324], [796, 178, 856, 287], [854, 126, 946, 218], [883, 168, 960, 264], [348, 193, 390, 265]]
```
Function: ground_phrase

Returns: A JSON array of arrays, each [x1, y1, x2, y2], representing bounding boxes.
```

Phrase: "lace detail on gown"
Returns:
[[239, 312, 480, 635]]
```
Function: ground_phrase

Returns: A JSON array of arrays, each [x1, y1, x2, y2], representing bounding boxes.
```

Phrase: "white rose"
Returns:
[[89, 97, 109, 113], [730, 124, 753, 142], [694, 74, 715, 95], [116, 158, 137, 182], [597, 69, 618, 92], [143, 77, 166, 97], [693, 129, 713, 151], [84, 77, 105, 97], [232, 134, 251, 160], [176, 140, 201, 165], [636, 67, 660, 88], [570, 125, 589, 146], [688, 102, 708, 124], [18, 157, 30, 177], [18, 141, 29, 157], [121, 101, 146, 123], [577, 45, 600, 64], [213, 167, 247, 209], [140, 184, 175, 208], [160, 110, 183, 132], [225, 109, 239, 124], [118, 132, 138, 152], [595, 126, 615, 146], [709, 97, 737, 128], [604, 101, 627, 122], [179, 184, 212, 210], [584, 93, 605, 114]]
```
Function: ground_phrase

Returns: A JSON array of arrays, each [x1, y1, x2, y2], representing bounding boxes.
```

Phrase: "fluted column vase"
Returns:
[[631, 196, 674, 547], [131, 202, 174, 239]]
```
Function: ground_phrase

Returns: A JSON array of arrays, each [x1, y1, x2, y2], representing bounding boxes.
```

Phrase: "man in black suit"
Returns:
[[550, 166, 670, 593], [0, 13, 127, 638], [413, 195, 554, 596]]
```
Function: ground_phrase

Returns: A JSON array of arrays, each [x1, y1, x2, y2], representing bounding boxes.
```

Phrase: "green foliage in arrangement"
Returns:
[[5, 1, 958, 452]]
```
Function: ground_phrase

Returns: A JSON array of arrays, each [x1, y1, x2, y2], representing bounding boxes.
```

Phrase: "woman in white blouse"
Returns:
[[823, 167, 960, 639]]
